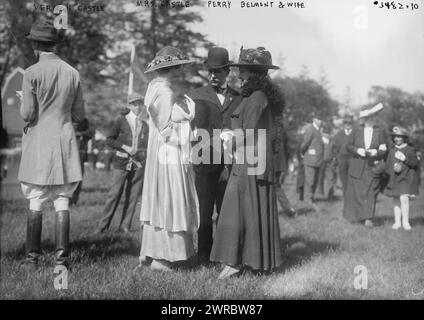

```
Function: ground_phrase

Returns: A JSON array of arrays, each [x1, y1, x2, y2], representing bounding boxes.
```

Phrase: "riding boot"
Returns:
[[25, 210, 42, 266], [55, 210, 70, 267]]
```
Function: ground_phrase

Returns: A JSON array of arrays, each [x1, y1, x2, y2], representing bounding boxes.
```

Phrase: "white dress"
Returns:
[[139, 76, 199, 262]]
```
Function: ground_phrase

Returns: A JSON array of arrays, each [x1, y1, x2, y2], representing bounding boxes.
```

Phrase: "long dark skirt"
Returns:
[[343, 168, 381, 222], [210, 173, 283, 271]]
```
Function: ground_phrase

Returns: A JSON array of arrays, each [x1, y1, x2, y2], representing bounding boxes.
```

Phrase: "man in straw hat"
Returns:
[[190, 47, 242, 265], [333, 114, 354, 195], [97, 93, 149, 234], [17, 18, 85, 268], [343, 103, 387, 227]]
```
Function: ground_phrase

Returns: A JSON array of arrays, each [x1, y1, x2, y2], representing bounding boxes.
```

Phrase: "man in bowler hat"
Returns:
[[97, 93, 149, 234], [18, 18, 85, 268], [190, 47, 243, 265]]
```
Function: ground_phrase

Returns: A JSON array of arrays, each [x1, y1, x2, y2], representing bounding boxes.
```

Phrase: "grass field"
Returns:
[[1, 166, 424, 300]]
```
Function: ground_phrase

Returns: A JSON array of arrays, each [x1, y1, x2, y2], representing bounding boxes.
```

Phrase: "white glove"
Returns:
[[184, 94, 195, 114], [394, 150, 406, 162], [367, 149, 378, 157], [357, 148, 366, 157]]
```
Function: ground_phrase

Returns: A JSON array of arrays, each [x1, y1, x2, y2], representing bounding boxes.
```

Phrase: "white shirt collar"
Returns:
[[395, 143, 407, 149], [312, 123, 320, 131]]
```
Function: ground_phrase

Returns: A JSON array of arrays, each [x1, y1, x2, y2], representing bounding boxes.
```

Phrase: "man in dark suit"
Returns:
[[190, 47, 243, 264], [274, 119, 296, 217], [97, 93, 149, 234], [300, 115, 324, 208], [317, 122, 337, 200], [333, 115, 354, 195]]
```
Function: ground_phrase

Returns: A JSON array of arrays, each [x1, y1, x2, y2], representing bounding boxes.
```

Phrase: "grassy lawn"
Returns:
[[1, 167, 424, 299]]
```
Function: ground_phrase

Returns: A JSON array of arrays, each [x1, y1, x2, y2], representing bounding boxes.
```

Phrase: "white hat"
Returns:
[[359, 103, 384, 119]]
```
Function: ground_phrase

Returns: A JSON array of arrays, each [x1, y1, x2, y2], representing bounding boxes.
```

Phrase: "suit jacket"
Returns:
[[106, 111, 149, 170], [18, 53, 85, 185], [190, 84, 242, 171], [346, 125, 387, 179], [190, 84, 242, 134], [322, 133, 336, 162], [300, 124, 324, 168], [333, 129, 353, 159]]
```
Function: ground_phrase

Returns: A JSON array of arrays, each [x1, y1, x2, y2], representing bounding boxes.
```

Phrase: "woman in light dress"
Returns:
[[138, 47, 199, 271]]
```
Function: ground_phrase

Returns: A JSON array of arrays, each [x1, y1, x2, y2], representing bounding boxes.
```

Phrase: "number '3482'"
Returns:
[[374, 1, 419, 10]]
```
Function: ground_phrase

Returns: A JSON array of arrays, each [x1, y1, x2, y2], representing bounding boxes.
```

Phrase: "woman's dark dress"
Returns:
[[343, 125, 387, 222], [384, 145, 419, 197], [209, 91, 283, 271]]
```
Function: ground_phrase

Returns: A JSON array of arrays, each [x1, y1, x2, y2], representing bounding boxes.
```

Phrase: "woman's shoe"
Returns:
[[218, 265, 240, 279], [150, 259, 172, 272]]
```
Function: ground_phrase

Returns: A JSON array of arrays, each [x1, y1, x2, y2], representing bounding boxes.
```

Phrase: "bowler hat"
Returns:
[[390, 126, 409, 138], [204, 47, 233, 70], [231, 46, 279, 70], [26, 18, 59, 43], [128, 92, 144, 104], [145, 46, 194, 74]]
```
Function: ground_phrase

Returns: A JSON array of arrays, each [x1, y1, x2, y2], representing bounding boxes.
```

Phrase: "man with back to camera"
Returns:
[[17, 18, 85, 269]]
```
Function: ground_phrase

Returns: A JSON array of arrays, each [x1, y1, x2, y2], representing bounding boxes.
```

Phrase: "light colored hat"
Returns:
[[359, 103, 384, 119], [145, 46, 194, 74], [127, 92, 144, 104]]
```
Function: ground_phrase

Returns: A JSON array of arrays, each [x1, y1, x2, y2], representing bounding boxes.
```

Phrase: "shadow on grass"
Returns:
[[371, 215, 424, 227], [294, 207, 316, 216], [411, 217, 424, 226], [372, 215, 393, 226], [276, 236, 339, 273], [4, 234, 140, 262], [313, 195, 342, 204]]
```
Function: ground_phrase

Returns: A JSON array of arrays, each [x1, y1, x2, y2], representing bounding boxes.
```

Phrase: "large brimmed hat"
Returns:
[[231, 46, 279, 70], [359, 103, 384, 119], [204, 47, 233, 70], [145, 46, 194, 74], [390, 126, 409, 138], [25, 18, 59, 43]]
